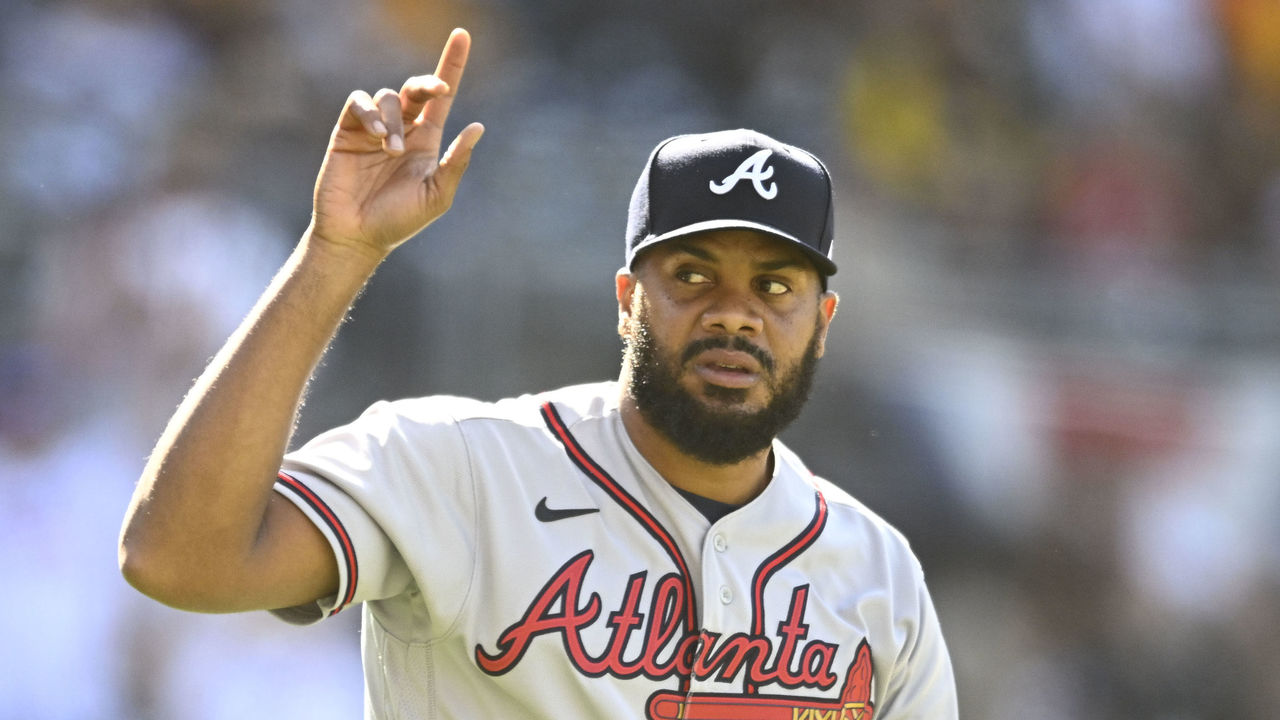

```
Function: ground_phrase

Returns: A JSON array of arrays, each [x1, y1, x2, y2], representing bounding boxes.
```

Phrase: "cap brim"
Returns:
[[629, 219, 837, 276]]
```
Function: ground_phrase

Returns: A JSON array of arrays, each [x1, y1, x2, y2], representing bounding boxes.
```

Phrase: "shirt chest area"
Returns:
[[462, 429, 839, 633], [462, 476, 874, 705], [469, 536, 858, 672], [422, 413, 875, 705]]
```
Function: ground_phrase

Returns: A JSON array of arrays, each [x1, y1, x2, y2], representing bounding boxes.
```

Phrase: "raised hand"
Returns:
[[309, 28, 485, 260], [120, 29, 486, 616]]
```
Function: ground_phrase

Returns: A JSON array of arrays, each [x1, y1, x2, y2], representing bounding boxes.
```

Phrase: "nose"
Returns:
[[700, 287, 763, 337]]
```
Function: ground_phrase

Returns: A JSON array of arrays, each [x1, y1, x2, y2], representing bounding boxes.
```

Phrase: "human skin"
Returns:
[[616, 230, 838, 506], [119, 29, 483, 613]]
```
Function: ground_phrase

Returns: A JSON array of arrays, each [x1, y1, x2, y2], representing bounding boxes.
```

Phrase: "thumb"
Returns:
[[435, 122, 485, 190]]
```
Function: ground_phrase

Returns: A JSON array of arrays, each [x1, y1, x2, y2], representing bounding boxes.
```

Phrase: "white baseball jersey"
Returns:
[[272, 381, 957, 719]]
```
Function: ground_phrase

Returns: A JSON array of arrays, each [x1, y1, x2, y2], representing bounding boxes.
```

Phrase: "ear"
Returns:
[[813, 290, 838, 358], [616, 269, 638, 338]]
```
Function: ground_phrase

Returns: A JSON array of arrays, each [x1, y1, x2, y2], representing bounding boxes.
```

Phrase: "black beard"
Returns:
[[623, 310, 821, 466]]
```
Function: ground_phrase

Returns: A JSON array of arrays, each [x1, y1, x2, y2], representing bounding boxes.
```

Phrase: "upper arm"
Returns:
[[244, 491, 341, 613], [877, 573, 958, 718], [119, 477, 339, 615]]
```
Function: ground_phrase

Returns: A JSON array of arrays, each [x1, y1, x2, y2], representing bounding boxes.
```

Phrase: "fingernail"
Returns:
[[388, 135, 404, 152], [372, 121, 387, 136]]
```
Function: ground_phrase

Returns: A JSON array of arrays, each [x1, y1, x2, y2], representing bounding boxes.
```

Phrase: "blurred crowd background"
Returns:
[[2, 0, 1279, 717]]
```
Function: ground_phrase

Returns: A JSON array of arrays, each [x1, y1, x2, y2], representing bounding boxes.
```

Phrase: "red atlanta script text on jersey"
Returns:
[[474, 549, 840, 689]]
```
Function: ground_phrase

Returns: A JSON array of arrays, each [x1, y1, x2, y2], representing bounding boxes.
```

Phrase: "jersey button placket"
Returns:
[[709, 533, 732, 605], [699, 529, 733, 657]]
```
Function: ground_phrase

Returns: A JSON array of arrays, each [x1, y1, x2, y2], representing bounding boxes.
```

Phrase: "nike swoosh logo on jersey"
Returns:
[[535, 497, 600, 522]]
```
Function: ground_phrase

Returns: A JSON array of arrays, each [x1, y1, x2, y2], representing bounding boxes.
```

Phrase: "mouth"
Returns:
[[690, 349, 763, 389]]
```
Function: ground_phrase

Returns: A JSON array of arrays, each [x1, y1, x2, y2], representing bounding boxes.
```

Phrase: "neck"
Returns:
[[618, 392, 774, 506]]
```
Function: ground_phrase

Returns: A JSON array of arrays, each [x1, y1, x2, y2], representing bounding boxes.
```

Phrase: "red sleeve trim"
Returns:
[[277, 471, 359, 616]]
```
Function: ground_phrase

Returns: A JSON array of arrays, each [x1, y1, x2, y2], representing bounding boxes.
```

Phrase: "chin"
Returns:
[[695, 382, 768, 411]]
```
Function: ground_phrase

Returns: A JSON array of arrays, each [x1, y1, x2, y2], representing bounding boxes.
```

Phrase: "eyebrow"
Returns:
[[667, 240, 715, 261], [667, 240, 808, 273]]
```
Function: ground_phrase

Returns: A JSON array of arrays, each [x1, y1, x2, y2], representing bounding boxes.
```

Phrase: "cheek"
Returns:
[[769, 311, 822, 360], [641, 293, 697, 335], [627, 294, 671, 349]]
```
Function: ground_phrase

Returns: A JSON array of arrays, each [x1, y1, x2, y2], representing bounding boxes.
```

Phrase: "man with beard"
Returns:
[[119, 29, 957, 720]]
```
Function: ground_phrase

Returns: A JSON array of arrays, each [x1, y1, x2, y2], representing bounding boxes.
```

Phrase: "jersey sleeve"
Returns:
[[268, 398, 476, 627], [877, 569, 959, 718]]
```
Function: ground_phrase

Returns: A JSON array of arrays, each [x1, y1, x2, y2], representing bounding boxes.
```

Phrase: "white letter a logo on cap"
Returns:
[[709, 149, 778, 200]]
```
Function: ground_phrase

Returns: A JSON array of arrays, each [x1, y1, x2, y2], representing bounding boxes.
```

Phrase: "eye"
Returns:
[[756, 277, 792, 296], [675, 268, 713, 285]]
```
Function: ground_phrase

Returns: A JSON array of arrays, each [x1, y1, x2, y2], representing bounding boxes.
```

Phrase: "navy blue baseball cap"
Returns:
[[625, 129, 837, 277]]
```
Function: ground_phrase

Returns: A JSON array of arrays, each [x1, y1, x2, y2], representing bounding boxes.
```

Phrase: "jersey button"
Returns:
[[712, 533, 727, 552], [719, 585, 733, 604]]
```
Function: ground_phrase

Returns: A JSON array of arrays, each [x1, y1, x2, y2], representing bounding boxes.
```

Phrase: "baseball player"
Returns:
[[120, 28, 957, 719]]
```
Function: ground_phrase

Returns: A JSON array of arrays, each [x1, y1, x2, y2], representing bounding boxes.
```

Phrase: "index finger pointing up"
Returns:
[[418, 28, 471, 130]]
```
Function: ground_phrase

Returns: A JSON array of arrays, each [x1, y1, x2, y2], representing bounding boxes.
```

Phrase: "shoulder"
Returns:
[[520, 380, 620, 425], [285, 381, 620, 494], [346, 381, 619, 438], [774, 443, 924, 578]]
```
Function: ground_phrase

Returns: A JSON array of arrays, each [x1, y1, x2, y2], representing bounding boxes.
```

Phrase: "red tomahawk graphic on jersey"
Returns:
[[646, 639, 874, 720]]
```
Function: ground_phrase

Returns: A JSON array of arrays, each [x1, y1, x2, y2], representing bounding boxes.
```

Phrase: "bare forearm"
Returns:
[[121, 30, 482, 612], [119, 232, 384, 605]]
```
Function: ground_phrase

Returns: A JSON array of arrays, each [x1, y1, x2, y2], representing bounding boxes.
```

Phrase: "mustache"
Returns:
[[680, 335, 775, 374]]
